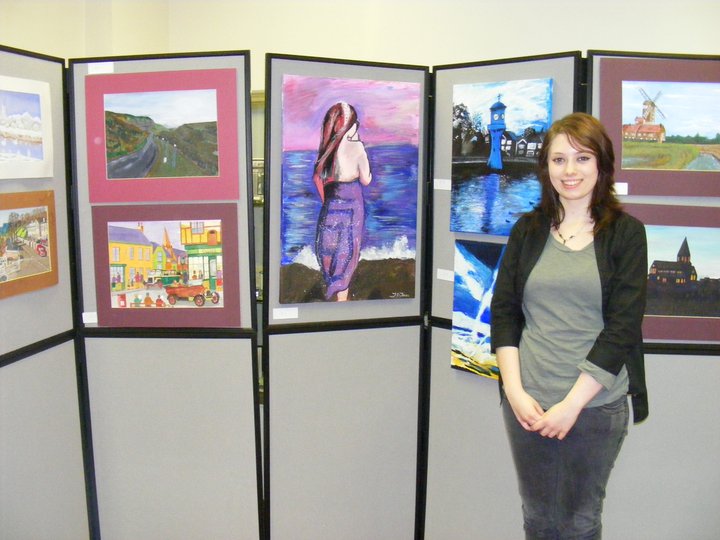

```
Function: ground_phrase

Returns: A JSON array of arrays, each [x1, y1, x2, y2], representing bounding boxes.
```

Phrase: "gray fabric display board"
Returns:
[[262, 53, 428, 539], [70, 52, 255, 330], [430, 53, 579, 320], [0, 46, 74, 354], [424, 53, 580, 538], [0, 45, 85, 539], [85, 337, 260, 540], [424, 326, 523, 538], [0, 342, 88, 539], [67, 51, 262, 539], [267, 326, 421, 540]]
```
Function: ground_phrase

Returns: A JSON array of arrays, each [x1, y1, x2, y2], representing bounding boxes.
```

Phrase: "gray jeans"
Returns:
[[502, 395, 629, 540]]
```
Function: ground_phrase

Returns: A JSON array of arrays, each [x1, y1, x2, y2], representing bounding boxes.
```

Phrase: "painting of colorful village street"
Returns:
[[103, 89, 219, 179], [451, 239, 505, 379], [621, 81, 720, 171], [645, 225, 720, 318], [451, 78, 552, 235], [106, 219, 224, 309], [1, 202, 52, 285]]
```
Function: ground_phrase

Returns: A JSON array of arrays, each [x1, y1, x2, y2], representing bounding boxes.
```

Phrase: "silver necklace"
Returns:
[[555, 222, 588, 245]]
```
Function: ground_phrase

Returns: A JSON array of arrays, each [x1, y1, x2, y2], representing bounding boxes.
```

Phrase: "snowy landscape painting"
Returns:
[[0, 75, 53, 179]]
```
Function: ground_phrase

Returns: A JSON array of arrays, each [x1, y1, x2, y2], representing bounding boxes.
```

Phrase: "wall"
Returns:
[[1, 0, 719, 91], [0, 1, 718, 539]]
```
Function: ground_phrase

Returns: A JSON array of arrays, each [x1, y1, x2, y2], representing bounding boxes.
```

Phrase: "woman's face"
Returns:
[[547, 133, 598, 208]]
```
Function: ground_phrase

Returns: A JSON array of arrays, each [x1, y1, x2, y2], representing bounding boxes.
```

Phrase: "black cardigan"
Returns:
[[490, 210, 649, 423]]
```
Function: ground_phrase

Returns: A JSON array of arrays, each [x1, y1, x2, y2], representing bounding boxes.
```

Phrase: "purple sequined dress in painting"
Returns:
[[315, 180, 364, 300]]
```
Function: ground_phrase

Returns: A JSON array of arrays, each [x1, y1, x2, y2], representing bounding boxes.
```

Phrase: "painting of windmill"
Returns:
[[622, 88, 666, 143], [621, 80, 720, 171]]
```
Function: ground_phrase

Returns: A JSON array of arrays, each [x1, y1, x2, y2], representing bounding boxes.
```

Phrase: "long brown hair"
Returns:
[[313, 102, 358, 186], [537, 112, 622, 232]]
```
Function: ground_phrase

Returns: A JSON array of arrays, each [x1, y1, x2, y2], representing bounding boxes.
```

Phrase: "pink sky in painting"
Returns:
[[282, 74, 421, 151]]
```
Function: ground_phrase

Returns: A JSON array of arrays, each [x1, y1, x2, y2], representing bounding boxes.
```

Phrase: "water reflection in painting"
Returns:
[[450, 78, 552, 235]]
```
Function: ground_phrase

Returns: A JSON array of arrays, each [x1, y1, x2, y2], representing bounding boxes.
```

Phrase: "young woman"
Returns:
[[491, 112, 648, 539], [313, 102, 372, 301]]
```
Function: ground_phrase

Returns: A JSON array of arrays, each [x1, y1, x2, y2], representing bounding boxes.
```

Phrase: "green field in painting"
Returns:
[[622, 141, 699, 170]]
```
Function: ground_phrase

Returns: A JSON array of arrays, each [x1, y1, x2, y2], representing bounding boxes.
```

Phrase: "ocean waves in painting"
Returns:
[[281, 144, 418, 268]]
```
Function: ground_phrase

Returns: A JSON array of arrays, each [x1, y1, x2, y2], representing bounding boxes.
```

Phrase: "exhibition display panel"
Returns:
[[1, 43, 718, 540]]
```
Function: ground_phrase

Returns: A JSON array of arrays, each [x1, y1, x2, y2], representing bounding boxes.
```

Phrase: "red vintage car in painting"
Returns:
[[34, 238, 48, 257], [163, 280, 220, 307]]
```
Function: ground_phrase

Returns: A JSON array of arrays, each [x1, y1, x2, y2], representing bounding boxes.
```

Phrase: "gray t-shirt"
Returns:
[[519, 234, 628, 410]]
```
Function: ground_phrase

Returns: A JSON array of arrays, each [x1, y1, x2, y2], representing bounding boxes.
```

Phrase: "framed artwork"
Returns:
[[91, 203, 241, 328], [83, 68, 239, 203], [433, 52, 581, 238], [70, 52, 255, 331], [265, 54, 427, 324], [588, 51, 720, 197], [451, 239, 505, 378], [0, 75, 54, 179], [624, 203, 720, 345], [0, 190, 58, 299], [449, 77, 552, 235]]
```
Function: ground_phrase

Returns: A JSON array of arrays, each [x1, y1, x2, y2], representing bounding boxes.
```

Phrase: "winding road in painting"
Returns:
[[107, 134, 158, 179]]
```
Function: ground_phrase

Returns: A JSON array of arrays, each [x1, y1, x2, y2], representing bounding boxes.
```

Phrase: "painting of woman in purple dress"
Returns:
[[279, 74, 421, 304], [313, 102, 373, 301]]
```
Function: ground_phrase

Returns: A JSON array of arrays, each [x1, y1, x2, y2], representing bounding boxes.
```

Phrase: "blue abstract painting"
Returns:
[[451, 239, 505, 378]]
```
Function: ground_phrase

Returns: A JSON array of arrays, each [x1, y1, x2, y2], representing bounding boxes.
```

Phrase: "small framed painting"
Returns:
[[91, 202, 241, 328], [588, 51, 720, 197], [0, 190, 58, 299], [625, 202, 720, 346], [0, 75, 54, 180], [84, 67, 239, 203]]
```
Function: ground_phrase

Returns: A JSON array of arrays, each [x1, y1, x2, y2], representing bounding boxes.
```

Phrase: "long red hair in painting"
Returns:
[[312, 102, 358, 200]]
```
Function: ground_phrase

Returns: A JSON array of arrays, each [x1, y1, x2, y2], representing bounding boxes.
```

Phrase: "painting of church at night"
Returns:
[[450, 78, 553, 236], [646, 232, 720, 318], [648, 237, 697, 287]]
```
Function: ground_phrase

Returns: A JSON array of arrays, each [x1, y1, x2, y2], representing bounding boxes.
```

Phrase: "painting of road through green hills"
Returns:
[[104, 89, 219, 179]]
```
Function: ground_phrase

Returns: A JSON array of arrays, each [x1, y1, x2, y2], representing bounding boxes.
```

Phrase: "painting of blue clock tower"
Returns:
[[487, 95, 507, 170], [450, 77, 553, 235]]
